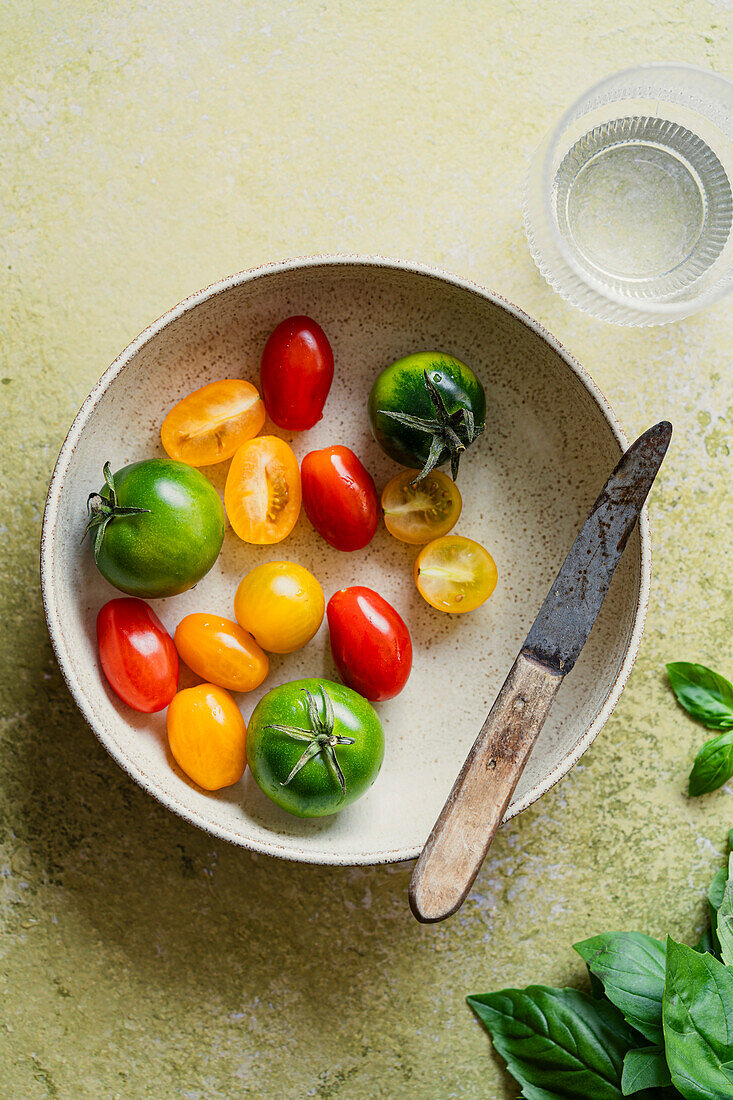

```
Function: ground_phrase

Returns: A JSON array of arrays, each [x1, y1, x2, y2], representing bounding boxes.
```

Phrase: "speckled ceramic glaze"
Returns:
[[40, 257, 649, 865]]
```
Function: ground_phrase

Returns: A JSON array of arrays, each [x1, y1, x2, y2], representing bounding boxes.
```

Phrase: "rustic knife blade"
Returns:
[[522, 420, 672, 675], [409, 420, 672, 923]]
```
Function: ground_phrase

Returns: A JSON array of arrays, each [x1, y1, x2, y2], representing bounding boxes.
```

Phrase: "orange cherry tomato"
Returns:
[[234, 561, 324, 653], [174, 613, 269, 693], [161, 380, 265, 466], [167, 684, 247, 790], [225, 435, 301, 544]]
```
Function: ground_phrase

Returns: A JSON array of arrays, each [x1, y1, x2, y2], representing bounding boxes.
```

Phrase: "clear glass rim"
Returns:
[[531, 62, 733, 323]]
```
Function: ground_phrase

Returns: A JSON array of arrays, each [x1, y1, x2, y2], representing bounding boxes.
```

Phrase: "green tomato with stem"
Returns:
[[84, 459, 225, 598], [368, 351, 486, 481], [246, 678, 385, 818]]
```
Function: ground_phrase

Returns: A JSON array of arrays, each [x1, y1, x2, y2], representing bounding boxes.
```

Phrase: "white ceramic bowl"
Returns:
[[41, 256, 650, 865]]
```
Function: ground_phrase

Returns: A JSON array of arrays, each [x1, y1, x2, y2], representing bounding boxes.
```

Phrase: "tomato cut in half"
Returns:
[[161, 379, 266, 466], [224, 435, 301, 544], [414, 535, 498, 613], [301, 445, 379, 551], [97, 597, 179, 712], [174, 613, 269, 693], [260, 316, 334, 430], [381, 469, 462, 545], [327, 587, 412, 701]]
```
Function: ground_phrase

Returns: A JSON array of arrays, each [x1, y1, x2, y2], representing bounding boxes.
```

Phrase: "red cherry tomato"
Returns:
[[327, 587, 412, 701], [260, 315, 334, 430], [97, 598, 179, 713], [301, 446, 379, 552]]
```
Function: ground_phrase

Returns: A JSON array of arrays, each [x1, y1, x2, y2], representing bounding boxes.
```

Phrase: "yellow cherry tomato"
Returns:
[[166, 684, 247, 790], [414, 535, 498, 613], [225, 436, 301, 544], [234, 561, 324, 653], [161, 380, 265, 466], [174, 613, 269, 693], [381, 469, 462, 545]]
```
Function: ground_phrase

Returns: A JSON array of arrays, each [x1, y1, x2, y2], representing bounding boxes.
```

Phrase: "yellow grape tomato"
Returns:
[[166, 684, 247, 790], [414, 535, 498, 613], [161, 379, 265, 466], [225, 436, 301, 544], [174, 613, 269, 693], [381, 469, 462, 544], [234, 561, 324, 654]]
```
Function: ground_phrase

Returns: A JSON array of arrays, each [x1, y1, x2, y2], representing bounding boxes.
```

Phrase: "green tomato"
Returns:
[[247, 678, 385, 818], [85, 459, 225, 598], [368, 351, 486, 481]]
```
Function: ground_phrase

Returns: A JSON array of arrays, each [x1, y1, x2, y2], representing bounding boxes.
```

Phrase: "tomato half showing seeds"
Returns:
[[415, 535, 498, 613], [327, 587, 412, 701], [234, 561, 325, 654], [260, 316, 334, 430], [97, 598, 179, 712], [225, 435, 301, 544], [247, 678, 384, 817], [167, 684, 247, 791], [85, 459, 225, 598], [381, 468, 462, 545], [174, 613, 269, 693], [161, 379, 266, 466], [301, 445, 379, 551]]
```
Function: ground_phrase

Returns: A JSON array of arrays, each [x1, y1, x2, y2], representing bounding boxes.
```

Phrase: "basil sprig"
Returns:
[[663, 939, 733, 1100], [666, 663, 733, 795], [468, 830, 733, 1100]]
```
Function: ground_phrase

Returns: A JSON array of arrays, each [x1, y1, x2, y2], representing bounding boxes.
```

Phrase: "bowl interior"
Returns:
[[42, 261, 643, 864]]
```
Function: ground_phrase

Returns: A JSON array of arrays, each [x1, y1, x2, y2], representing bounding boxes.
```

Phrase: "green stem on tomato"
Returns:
[[265, 687, 355, 796], [378, 370, 481, 483]]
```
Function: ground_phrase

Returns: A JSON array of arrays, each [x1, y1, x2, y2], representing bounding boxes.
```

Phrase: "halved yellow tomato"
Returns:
[[381, 469, 462, 545], [414, 535, 497, 613], [174, 613, 269, 693], [161, 379, 265, 466], [225, 436, 301, 544], [234, 561, 324, 653]]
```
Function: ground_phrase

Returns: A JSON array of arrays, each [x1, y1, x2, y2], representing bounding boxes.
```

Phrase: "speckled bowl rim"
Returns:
[[40, 254, 651, 866]]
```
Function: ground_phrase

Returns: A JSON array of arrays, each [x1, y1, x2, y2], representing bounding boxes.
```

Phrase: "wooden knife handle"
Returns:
[[409, 652, 563, 923]]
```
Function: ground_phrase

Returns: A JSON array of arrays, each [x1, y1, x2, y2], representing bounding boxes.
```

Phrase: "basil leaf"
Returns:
[[667, 663, 733, 730], [467, 985, 634, 1099], [621, 1046, 671, 1094], [663, 938, 733, 1100], [574, 932, 666, 1045], [716, 854, 733, 967], [709, 866, 727, 913], [688, 731, 733, 796]]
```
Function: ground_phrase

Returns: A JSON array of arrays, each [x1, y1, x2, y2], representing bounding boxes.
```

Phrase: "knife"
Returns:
[[409, 420, 672, 924]]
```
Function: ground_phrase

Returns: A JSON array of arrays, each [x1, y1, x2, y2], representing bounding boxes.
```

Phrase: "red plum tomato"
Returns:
[[97, 597, 179, 712], [260, 316, 334, 430], [327, 586, 412, 701], [301, 445, 379, 551]]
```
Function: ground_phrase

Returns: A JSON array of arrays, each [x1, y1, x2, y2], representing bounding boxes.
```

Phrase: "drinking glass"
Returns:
[[523, 64, 733, 324]]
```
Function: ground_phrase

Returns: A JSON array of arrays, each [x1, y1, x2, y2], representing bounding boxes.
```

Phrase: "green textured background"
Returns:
[[2, 3, 732, 1097]]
